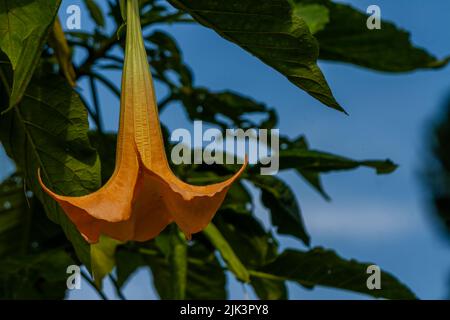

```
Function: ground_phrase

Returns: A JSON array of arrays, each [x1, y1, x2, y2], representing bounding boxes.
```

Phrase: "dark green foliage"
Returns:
[[293, 0, 449, 72]]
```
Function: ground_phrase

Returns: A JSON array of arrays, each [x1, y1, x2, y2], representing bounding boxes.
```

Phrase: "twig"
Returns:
[[109, 275, 126, 300], [80, 270, 109, 300]]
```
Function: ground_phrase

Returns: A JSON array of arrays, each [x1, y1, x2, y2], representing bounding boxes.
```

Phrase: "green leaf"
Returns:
[[126, 241, 227, 299], [90, 235, 122, 289], [214, 209, 278, 268], [297, 168, 330, 200], [0, 0, 61, 109], [294, 0, 449, 72], [184, 242, 227, 300], [0, 173, 73, 257], [268, 136, 397, 200], [179, 88, 278, 129], [203, 223, 250, 283], [0, 69, 102, 267], [249, 175, 310, 245], [0, 174, 30, 257], [251, 277, 287, 300], [0, 249, 74, 299], [214, 209, 287, 299], [279, 147, 397, 174], [116, 248, 145, 288], [254, 248, 417, 299], [167, 0, 344, 112], [292, 3, 329, 34], [83, 0, 105, 27], [88, 132, 117, 183]]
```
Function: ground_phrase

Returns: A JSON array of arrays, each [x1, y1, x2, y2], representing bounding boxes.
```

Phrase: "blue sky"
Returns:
[[1, 0, 450, 299]]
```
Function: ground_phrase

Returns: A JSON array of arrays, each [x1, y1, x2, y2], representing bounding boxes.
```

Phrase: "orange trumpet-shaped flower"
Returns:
[[39, 0, 246, 244]]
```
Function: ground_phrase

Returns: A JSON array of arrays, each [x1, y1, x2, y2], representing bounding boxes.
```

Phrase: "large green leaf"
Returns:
[[293, 0, 449, 72], [254, 248, 417, 299], [0, 69, 102, 267], [249, 175, 310, 245], [167, 0, 344, 112], [0, 0, 61, 109]]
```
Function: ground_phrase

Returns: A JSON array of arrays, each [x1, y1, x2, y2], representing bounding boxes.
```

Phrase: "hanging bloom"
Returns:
[[39, 0, 246, 244]]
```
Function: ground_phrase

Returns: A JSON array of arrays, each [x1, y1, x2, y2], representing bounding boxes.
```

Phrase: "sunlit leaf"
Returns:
[[0, 0, 61, 109], [292, 2, 329, 34], [167, 0, 344, 112]]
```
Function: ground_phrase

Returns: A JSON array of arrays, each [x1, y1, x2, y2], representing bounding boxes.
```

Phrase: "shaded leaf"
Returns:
[[0, 0, 61, 109], [48, 19, 76, 87], [88, 132, 117, 183], [139, 242, 227, 299], [294, 0, 449, 72], [0, 174, 29, 257], [214, 209, 278, 268], [256, 248, 417, 299], [251, 277, 287, 300], [0, 249, 74, 299], [279, 145, 397, 174], [184, 242, 226, 300], [167, 0, 344, 112], [84, 0, 105, 27], [179, 88, 278, 129], [274, 135, 397, 200], [249, 175, 310, 245], [116, 247, 146, 288], [214, 209, 288, 299]]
